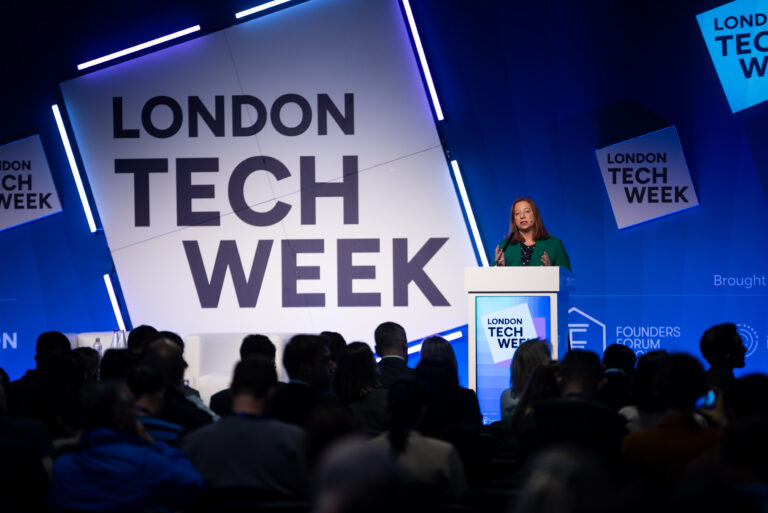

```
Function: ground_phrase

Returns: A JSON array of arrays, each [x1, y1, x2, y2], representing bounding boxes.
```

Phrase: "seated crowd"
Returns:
[[1, 321, 766, 513]]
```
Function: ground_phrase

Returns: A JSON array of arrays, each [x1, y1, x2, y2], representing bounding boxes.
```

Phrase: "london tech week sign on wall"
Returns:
[[0, 135, 62, 231], [595, 127, 699, 229], [698, 0, 768, 112], [59, 0, 477, 341]]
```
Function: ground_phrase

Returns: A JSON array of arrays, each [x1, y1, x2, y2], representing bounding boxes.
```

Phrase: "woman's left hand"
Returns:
[[541, 252, 551, 266]]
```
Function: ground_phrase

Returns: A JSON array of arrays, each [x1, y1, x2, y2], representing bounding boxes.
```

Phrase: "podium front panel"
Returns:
[[473, 294, 553, 424]]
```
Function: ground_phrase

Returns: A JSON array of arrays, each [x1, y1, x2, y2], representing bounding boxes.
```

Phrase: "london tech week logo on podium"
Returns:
[[697, 0, 768, 112], [481, 304, 539, 364], [595, 127, 699, 229]]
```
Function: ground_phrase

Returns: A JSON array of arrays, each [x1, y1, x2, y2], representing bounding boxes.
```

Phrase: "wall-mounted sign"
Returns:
[[595, 126, 699, 229], [697, 0, 768, 112], [0, 135, 63, 231], [60, 0, 477, 341]]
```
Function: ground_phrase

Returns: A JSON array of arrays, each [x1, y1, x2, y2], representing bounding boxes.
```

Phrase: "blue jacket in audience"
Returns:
[[47, 428, 203, 512]]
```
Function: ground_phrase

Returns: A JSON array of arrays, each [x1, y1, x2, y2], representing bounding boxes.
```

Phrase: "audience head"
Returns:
[[420, 336, 458, 371], [511, 339, 552, 394], [125, 365, 165, 403], [79, 380, 136, 432], [73, 347, 100, 382], [283, 334, 335, 390], [315, 437, 406, 513], [230, 357, 278, 399], [333, 342, 380, 401], [511, 362, 560, 427], [143, 339, 187, 390], [150, 330, 185, 352], [127, 324, 158, 355], [700, 323, 746, 370], [99, 349, 140, 382], [374, 322, 407, 360], [653, 352, 706, 412], [602, 344, 636, 375], [321, 331, 348, 362], [558, 349, 602, 397], [240, 334, 276, 362], [630, 350, 669, 412], [35, 331, 71, 364], [516, 447, 612, 513]]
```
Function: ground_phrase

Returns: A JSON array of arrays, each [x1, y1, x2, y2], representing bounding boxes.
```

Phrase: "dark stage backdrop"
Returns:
[[1, 0, 765, 380]]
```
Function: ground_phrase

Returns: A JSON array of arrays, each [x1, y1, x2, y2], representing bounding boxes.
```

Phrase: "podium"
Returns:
[[465, 266, 572, 423]]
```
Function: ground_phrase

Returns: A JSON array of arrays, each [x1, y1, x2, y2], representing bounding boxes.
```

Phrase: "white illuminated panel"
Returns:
[[77, 26, 201, 70], [52, 105, 97, 233], [236, 0, 293, 19], [401, 0, 444, 121], [451, 160, 488, 266], [103, 274, 127, 331]]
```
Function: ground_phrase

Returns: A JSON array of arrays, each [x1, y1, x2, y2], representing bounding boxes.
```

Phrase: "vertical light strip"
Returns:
[[236, 0, 292, 19], [451, 160, 489, 266], [103, 274, 127, 332], [401, 0, 444, 121], [52, 105, 97, 233], [77, 25, 201, 70]]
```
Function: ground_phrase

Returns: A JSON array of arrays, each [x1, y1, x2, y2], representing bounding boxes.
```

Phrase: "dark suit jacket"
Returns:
[[210, 382, 286, 417], [268, 382, 317, 428], [378, 357, 414, 388], [156, 387, 214, 433]]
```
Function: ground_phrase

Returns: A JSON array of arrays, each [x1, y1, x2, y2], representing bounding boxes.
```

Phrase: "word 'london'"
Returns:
[[113, 94, 354, 138], [605, 152, 689, 204], [712, 12, 768, 78], [113, 92, 451, 310]]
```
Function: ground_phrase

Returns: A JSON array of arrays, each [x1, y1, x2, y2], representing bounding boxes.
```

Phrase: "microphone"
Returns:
[[496, 233, 514, 265]]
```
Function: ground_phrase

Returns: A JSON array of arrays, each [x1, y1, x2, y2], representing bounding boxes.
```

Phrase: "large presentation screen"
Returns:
[[59, 0, 477, 342], [475, 295, 551, 424]]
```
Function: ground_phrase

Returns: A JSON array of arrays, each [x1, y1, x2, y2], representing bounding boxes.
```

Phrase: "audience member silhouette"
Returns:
[[374, 322, 413, 388], [47, 380, 203, 512], [6, 331, 71, 422], [0, 366, 50, 513], [126, 324, 158, 355], [315, 436, 415, 513], [528, 349, 627, 466], [622, 353, 723, 486], [367, 378, 467, 500], [72, 346, 99, 382], [500, 339, 551, 422], [508, 361, 560, 437], [182, 357, 306, 497], [321, 331, 348, 363], [142, 338, 213, 431], [269, 334, 336, 427], [333, 342, 389, 434], [619, 350, 670, 432], [700, 323, 747, 395], [98, 348, 139, 382], [125, 365, 185, 444], [597, 343, 637, 411], [416, 336, 482, 441], [209, 334, 279, 416]]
